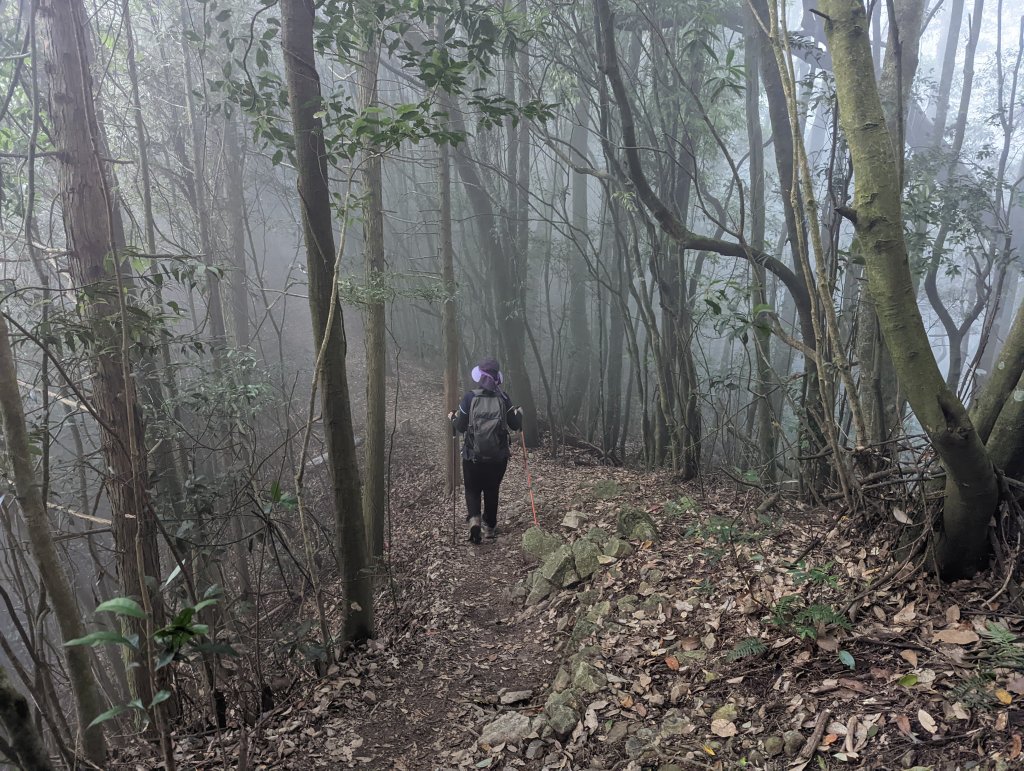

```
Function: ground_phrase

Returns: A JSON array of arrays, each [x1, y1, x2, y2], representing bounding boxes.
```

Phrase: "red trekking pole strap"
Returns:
[[519, 431, 539, 527]]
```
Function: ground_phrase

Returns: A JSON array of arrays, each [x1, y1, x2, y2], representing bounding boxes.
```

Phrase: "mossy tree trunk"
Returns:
[[820, 0, 998, 579]]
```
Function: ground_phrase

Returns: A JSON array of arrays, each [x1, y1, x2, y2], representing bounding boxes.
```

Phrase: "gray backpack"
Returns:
[[466, 389, 510, 461]]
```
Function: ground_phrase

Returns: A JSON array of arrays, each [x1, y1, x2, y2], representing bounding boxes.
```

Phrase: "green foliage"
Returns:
[[685, 515, 760, 544], [664, 496, 698, 516], [788, 560, 840, 589], [979, 622, 1024, 669], [66, 585, 231, 729], [726, 637, 767, 661], [768, 595, 850, 641], [209, 0, 554, 171]]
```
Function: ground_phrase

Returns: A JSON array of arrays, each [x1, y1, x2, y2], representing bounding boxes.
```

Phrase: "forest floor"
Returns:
[[139, 364, 1023, 771]]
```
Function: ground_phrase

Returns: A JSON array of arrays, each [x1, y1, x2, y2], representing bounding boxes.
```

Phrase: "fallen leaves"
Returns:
[[710, 718, 737, 737], [932, 627, 981, 645], [917, 709, 938, 734]]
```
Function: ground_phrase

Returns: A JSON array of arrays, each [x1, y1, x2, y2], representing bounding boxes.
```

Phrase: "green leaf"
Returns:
[[898, 673, 919, 687], [149, 690, 172, 709], [838, 650, 855, 669], [95, 597, 146, 619], [160, 564, 183, 592], [88, 704, 130, 728], [64, 630, 137, 649]]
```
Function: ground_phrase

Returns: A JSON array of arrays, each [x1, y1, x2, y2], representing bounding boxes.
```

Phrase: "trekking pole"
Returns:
[[451, 420, 459, 546], [519, 431, 539, 527]]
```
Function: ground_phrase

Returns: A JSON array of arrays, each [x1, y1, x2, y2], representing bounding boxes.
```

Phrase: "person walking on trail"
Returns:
[[448, 356, 523, 544]]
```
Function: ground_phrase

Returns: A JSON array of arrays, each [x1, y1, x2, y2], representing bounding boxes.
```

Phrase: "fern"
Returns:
[[726, 637, 767, 661], [949, 672, 997, 710], [796, 603, 852, 631], [980, 622, 1024, 670]]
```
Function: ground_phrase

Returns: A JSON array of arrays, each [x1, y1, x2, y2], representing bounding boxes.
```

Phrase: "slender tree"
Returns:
[[280, 0, 373, 642], [0, 315, 106, 763]]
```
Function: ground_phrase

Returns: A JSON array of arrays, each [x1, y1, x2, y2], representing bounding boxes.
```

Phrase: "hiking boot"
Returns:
[[483, 525, 498, 539], [469, 525, 482, 544]]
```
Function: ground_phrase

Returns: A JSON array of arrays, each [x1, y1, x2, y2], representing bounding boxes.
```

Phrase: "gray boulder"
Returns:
[[478, 711, 532, 747]]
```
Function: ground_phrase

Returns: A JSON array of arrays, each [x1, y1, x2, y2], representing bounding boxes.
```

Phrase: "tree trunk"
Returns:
[[0, 664, 52, 771], [745, 10, 776, 481], [280, 0, 373, 642], [360, 35, 387, 564], [37, 0, 163, 705], [0, 317, 106, 763], [438, 92, 461, 494], [563, 83, 593, 427], [225, 117, 254, 602], [821, 0, 998, 579]]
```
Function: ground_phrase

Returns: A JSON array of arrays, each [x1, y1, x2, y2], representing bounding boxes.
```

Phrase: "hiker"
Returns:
[[448, 357, 523, 544]]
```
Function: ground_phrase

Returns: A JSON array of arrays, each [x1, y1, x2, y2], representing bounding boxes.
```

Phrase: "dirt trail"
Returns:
[[276, 371, 565, 770]]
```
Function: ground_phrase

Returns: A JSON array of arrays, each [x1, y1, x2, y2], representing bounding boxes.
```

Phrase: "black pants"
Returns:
[[463, 458, 508, 528]]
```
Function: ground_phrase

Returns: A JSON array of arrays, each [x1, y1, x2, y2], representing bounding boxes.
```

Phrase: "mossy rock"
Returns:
[[584, 527, 610, 546], [539, 544, 574, 585], [616, 508, 659, 542], [571, 659, 607, 694], [525, 574, 555, 606], [522, 526, 564, 561], [617, 594, 639, 613], [641, 593, 668, 612], [604, 536, 633, 559], [572, 538, 602, 580], [543, 688, 580, 736], [552, 667, 571, 692]]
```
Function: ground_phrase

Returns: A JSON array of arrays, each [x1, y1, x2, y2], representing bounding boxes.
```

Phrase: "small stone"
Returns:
[[479, 711, 532, 747], [525, 740, 544, 760], [604, 536, 633, 559], [605, 721, 629, 743], [660, 711, 689, 737], [561, 510, 585, 529], [641, 593, 668, 611], [500, 689, 533, 705], [747, 750, 765, 765], [552, 667, 571, 692], [559, 565, 581, 588], [543, 691, 580, 736], [783, 730, 804, 758], [764, 736, 784, 757], [624, 736, 649, 759], [571, 659, 607, 694], [711, 704, 738, 722], [616, 594, 639, 613]]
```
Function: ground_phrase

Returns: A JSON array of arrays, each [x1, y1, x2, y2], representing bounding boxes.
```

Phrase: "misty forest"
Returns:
[[1, 0, 1024, 768]]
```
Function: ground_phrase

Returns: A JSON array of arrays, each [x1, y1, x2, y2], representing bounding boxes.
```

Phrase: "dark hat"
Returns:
[[477, 356, 500, 375]]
